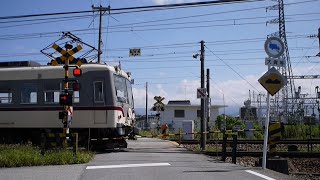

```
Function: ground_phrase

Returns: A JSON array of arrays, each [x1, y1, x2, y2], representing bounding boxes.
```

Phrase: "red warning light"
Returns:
[[73, 68, 82, 77]]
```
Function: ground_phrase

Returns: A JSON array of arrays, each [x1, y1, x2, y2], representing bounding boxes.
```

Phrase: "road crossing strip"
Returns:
[[86, 163, 171, 170], [245, 170, 276, 180]]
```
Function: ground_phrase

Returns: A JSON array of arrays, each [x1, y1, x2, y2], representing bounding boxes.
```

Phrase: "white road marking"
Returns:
[[86, 163, 171, 170], [245, 170, 276, 180]]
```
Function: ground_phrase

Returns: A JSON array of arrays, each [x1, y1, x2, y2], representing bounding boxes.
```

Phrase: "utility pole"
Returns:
[[206, 68, 210, 139], [200, 40, 206, 151], [145, 82, 148, 130], [317, 28, 320, 57], [91, 5, 110, 64]]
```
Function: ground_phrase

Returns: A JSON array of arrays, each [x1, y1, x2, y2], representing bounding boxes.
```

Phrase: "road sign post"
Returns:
[[261, 37, 285, 170], [151, 96, 165, 133]]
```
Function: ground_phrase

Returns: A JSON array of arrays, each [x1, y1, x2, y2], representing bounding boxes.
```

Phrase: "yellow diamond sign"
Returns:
[[258, 67, 287, 96]]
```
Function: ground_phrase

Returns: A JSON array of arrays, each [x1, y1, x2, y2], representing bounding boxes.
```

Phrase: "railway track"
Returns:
[[203, 151, 320, 158], [177, 139, 320, 145]]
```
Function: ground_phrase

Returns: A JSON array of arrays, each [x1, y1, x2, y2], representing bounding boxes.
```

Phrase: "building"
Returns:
[[160, 100, 226, 130]]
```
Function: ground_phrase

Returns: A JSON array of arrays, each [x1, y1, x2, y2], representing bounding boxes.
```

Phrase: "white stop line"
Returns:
[[86, 163, 171, 170], [245, 170, 276, 180]]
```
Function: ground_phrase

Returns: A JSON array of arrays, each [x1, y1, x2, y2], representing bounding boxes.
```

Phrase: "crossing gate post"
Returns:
[[72, 133, 78, 156], [268, 122, 281, 156], [221, 132, 227, 161], [232, 134, 237, 164], [178, 128, 182, 146], [40, 133, 46, 155]]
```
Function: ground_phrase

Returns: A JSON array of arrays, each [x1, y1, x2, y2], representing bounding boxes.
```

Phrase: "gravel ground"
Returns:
[[183, 144, 320, 180]]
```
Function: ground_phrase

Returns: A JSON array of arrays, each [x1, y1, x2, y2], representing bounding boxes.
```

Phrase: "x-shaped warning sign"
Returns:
[[51, 43, 82, 66]]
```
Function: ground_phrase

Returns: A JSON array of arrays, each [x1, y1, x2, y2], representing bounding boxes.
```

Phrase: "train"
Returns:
[[0, 61, 136, 149]]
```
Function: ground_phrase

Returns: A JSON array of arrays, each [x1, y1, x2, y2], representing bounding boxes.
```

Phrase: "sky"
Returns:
[[0, 0, 319, 115]]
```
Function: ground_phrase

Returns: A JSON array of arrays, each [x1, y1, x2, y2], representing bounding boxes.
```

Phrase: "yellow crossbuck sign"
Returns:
[[51, 43, 83, 66]]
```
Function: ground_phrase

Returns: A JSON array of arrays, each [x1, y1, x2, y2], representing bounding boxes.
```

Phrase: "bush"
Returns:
[[282, 124, 320, 140]]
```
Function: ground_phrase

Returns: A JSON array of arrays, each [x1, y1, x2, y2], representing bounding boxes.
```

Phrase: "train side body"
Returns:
[[0, 63, 135, 147]]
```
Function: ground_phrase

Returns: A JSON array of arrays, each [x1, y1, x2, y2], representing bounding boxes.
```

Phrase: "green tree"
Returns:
[[215, 115, 244, 130]]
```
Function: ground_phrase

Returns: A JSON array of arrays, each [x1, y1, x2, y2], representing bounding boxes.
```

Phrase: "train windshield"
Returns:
[[126, 79, 133, 106], [114, 75, 129, 103]]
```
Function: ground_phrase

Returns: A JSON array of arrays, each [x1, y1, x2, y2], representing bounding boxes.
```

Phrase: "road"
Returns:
[[0, 138, 295, 180]]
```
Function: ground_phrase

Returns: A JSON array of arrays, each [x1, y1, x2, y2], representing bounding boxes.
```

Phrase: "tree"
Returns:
[[215, 115, 244, 130]]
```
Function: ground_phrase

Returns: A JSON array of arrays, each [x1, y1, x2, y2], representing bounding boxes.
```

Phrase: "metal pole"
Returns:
[[206, 68, 210, 139], [262, 65, 271, 169], [64, 44, 70, 143], [200, 40, 206, 151], [145, 82, 148, 130]]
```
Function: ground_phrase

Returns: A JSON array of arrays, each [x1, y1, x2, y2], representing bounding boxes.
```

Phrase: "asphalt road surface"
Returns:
[[0, 138, 295, 180]]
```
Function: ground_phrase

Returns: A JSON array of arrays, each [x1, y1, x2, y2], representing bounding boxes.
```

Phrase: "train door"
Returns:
[[93, 81, 106, 124]]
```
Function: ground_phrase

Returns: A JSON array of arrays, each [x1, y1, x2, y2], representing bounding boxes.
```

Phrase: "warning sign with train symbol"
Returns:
[[258, 67, 287, 96]]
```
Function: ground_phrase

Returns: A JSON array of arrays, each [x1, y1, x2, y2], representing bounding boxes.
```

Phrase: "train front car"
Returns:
[[77, 64, 136, 149], [0, 61, 135, 149]]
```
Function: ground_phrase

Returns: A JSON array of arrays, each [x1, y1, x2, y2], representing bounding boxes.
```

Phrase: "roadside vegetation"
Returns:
[[0, 144, 94, 168], [139, 115, 320, 141]]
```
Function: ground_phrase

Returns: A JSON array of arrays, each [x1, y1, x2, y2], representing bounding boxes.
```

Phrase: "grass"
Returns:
[[139, 130, 153, 137], [0, 144, 94, 168]]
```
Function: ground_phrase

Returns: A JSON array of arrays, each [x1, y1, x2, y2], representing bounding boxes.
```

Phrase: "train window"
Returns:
[[44, 91, 60, 103], [73, 91, 80, 103], [114, 75, 128, 103], [94, 81, 104, 102], [21, 86, 37, 104], [0, 92, 12, 104], [126, 80, 133, 106]]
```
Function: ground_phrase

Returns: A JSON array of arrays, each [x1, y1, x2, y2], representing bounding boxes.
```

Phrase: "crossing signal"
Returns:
[[73, 68, 82, 77], [59, 94, 72, 106], [72, 82, 81, 91]]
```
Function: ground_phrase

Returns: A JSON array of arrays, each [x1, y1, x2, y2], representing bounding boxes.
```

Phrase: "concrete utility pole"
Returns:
[[145, 82, 148, 129], [91, 5, 110, 64], [200, 40, 206, 151], [206, 68, 210, 139], [317, 28, 320, 57]]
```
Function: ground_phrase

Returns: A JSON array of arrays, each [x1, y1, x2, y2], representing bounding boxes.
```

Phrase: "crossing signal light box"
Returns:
[[73, 68, 82, 77], [59, 94, 73, 106]]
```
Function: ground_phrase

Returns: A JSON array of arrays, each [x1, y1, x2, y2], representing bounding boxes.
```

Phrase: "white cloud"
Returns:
[[133, 65, 320, 115]]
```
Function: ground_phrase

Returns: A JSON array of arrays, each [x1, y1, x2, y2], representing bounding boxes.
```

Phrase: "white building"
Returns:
[[160, 100, 226, 130]]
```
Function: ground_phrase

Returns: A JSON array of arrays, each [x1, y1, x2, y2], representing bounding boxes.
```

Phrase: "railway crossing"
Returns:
[[0, 138, 293, 180]]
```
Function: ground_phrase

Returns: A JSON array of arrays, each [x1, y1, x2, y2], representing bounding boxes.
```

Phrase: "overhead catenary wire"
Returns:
[[0, 46, 317, 58]]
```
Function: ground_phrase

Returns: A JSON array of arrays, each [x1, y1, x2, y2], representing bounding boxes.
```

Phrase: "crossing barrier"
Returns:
[[268, 122, 282, 155]]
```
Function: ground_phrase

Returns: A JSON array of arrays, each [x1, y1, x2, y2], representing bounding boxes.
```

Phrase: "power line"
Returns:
[[2, 17, 315, 41], [205, 45, 263, 93], [0, 46, 316, 58], [0, 0, 263, 21]]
